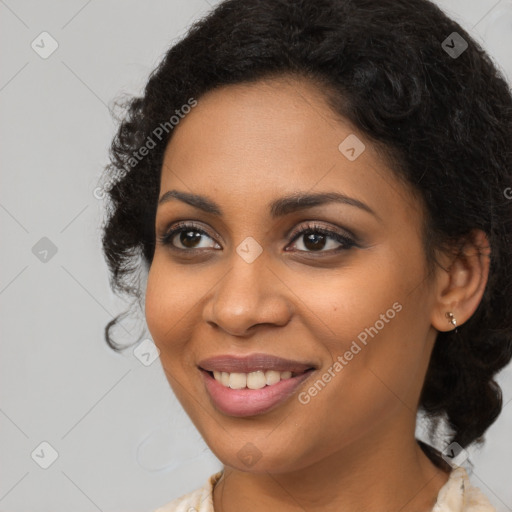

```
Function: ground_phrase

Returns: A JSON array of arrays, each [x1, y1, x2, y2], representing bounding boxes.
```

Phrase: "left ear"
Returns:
[[430, 229, 491, 332]]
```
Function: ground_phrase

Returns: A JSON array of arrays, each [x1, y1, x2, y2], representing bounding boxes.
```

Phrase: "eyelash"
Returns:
[[157, 221, 357, 255]]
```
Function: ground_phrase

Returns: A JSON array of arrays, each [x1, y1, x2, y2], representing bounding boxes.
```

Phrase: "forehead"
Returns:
[[164, 76, 350, 165], [159, 76, 420, 221]]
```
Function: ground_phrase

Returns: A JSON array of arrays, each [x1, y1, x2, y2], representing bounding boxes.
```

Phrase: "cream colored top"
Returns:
[[154, 467, 496, 512]]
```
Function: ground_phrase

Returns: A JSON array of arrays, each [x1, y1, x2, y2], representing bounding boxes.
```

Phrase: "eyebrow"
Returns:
[[157, 189, 379, 220]]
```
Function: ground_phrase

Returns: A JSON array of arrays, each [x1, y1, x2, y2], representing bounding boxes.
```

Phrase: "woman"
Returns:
[[100, 0, 512, 510]]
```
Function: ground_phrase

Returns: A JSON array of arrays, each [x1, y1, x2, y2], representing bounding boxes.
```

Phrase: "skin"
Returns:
[[144, 75, 490, 512]]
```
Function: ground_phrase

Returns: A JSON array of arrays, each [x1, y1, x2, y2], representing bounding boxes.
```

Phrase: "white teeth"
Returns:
[[265, 370, 281, 386], [211, 369, 296, 389], [229, 372, 247, 389], [247, 371, 266, 389]]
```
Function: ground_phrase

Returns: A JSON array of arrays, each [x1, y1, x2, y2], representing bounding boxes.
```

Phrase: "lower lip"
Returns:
[[200, 368, 315, 417]]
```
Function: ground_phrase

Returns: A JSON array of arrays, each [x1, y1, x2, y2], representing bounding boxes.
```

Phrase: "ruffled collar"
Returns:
[[432, 467, 495, 511]]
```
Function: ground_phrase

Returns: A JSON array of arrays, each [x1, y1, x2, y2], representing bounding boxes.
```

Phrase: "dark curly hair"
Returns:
[[99, 0, 512, 470]]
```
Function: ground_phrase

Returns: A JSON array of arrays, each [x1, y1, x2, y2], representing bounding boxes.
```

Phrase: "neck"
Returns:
[[213, 414, 450, 512]]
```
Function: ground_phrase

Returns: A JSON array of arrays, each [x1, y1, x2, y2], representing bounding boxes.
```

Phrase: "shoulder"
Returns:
[[433, 467, 496, 512], [153, 470, 223, 512]]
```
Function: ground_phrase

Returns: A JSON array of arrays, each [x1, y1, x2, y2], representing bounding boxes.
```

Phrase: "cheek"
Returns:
[[145, 264, 170, 342], [294, 259, 405, 343], [298, 252, 430, 413], [145, 254, 205, 336], [291, 312, 424, 464], [144, 261, 202, 398], [144, 259, 198, 352]]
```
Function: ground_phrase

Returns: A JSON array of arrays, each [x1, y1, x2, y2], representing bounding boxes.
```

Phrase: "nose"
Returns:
[[202, 253, 294, 337]]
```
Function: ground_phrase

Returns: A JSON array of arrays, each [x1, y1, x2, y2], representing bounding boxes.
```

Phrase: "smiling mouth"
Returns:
[[202, 368, 315, 390], [199, 367, 316, 417]]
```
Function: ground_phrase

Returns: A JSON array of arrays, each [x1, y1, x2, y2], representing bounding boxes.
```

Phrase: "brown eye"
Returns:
[[287, 223, 356, 253], [177, 230, 204, 249], [158, 222, 221, 251]]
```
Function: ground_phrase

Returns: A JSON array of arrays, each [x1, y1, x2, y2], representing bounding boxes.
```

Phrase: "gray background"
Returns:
[[1, 1, 511, 511]]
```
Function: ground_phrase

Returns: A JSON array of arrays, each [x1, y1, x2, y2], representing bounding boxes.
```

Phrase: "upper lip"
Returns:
[[198, 353, 316, 374]]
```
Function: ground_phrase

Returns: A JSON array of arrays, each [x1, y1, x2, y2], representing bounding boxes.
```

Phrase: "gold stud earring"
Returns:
[[445, 311, 457, 327]]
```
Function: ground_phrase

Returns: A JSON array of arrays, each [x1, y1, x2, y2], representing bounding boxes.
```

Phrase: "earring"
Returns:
[[445, 311, 457, 327]]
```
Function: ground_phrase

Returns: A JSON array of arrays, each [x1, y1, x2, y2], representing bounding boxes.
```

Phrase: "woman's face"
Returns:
[[145, 76, 442, 473]]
